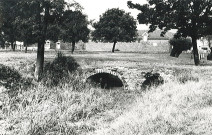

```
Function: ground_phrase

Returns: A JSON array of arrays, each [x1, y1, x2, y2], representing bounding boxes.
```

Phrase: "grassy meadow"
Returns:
[[1, 50, 212, 135]]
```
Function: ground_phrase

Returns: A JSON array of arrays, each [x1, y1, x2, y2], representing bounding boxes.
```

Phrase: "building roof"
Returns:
[[137, 30, 175, 40]]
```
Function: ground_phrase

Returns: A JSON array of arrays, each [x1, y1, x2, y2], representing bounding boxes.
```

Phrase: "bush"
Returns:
[[141, 72, 164, 90], [169, 38, 192, 57], [0, 64, 22, 91], [0, 64, 32, 96], [42, 52, 80, 87]]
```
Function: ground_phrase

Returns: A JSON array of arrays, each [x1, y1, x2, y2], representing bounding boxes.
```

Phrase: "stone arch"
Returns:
[[85, 68, 127, 89]]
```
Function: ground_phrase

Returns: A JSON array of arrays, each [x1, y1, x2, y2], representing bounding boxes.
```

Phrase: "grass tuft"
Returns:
[[173, 69, 199, 83]]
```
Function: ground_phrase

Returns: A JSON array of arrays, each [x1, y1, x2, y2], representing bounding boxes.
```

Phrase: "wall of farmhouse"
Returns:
[[85, 40, 170, 53]]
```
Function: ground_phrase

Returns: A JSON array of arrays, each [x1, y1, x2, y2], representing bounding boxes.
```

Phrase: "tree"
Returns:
[[1, 0, 21, 51], [206, 35, 212, 48], [15, 8, 37, 53], [16, 21, 36, 53], [60, 10, 90, 53], [1, 0, 81, 80], [92, 8, 137, 52], [128, 0, 212, 65], [17, 0, 67, 80], [169, 38, 192, 57]]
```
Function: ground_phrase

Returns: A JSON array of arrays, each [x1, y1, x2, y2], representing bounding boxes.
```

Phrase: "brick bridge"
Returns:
[[83, 66, 148, 90]]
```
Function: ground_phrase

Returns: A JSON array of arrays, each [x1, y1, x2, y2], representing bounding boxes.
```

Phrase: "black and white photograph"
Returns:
[[0, 0, 212, 134]]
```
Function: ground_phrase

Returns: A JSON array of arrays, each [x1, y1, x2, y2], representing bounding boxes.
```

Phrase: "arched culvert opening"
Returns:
[[86, 73, 124, 89]]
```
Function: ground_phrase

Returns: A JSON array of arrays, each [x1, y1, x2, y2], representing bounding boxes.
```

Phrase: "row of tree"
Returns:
[[0, 0, 88, 80], [0, 0, 138, 80]]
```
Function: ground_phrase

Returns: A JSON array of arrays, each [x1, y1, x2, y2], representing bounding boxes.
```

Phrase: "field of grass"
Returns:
[[1, 50, 212, 135]]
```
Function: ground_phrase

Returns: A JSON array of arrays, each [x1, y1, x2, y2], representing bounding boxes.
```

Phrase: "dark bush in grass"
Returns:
[[42, 52, 80, 87], [0, 64, 32, 96], [0, 64, 22, 91], [141, 72, 164, 90], [207, 47, 212, 60]]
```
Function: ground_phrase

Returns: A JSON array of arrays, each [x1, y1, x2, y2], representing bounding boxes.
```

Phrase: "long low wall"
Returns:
[[85, 40, 170, 53], [2, 40, 170, 53]]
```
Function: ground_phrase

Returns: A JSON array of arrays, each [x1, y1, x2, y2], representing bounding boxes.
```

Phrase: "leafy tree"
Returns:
[[169, 38, 192, 57], [1, 0, 81, 80], [92, 8, 137, 52], [17, 22, 36, 53], [16, 0, 68, 80], [60, 10, 90, 53], [128, 0, 212, 65], [15, 15, 36, 53], [1, 0, 21, 51]]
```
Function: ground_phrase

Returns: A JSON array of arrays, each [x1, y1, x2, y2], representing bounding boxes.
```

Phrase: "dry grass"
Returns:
[[95, 79, 212, 135], [1, 50, 212, 134]]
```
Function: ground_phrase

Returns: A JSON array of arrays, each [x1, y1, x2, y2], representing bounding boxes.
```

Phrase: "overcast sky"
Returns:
[[74, 0, 149, 30]]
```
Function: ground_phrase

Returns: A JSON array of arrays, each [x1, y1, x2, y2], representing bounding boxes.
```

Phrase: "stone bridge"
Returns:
[[83, 66, 147, 90]]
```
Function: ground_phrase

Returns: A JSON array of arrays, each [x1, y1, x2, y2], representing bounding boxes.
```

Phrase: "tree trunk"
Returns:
[[112, 41, 117, 53], [34, 41, 45, 80], [71, 41, 75, 54], [34, 2, 49, 80], [207, 36, 211, 48], [170, 46, 177, 57], [169, 44, 173, 53], [191, 36, 200, 66], [11, 41, 15, 51], [24, 42, 28, 53]]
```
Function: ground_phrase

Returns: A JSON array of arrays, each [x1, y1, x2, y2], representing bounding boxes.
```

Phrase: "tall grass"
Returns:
[[94, 76, 212, 135], [1, 51, 212, 134], [0, 69, 119, 134], [0, 52, 126, 134]]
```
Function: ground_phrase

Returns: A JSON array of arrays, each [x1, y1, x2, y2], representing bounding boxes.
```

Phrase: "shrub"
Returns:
[[0, 64, 33, 97], [169, 38, 192, 57], [42, 52, 80, 87], [0, 64, 22, 90], [141, 72, 164, 90]]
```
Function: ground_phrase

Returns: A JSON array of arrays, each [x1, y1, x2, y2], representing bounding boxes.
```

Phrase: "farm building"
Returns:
[[137, 30, 175, 45], [50, 40, 85, 50], [137, 30, 174, 41]]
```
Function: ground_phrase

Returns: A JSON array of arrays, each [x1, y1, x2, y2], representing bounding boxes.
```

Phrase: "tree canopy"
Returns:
[[92, 8, 137, 52], [1, 0, 21, 51], [169, 38, 192, 57], [14, 0, 80, 80], [0, 0, 84, 79], [60, 10, 90, 53], [20, 0, 67, 80], [128, 0, 212, 65]]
